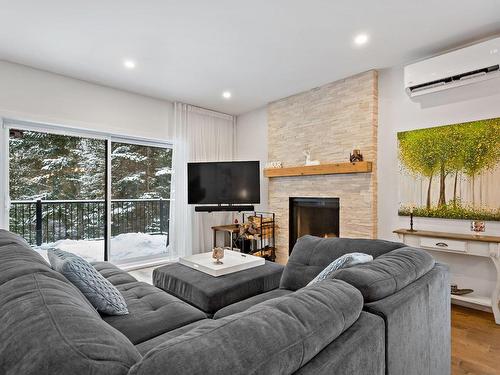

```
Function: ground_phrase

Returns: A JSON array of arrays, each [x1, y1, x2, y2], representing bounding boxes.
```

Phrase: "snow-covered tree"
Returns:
[[9, 129, 173, 243]]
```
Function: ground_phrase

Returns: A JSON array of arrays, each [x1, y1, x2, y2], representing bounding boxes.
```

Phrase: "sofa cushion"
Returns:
[[103, 281, 206, 344], [48, 248, 129, 315], [280, 235, 405, 291], [136, 319, 211, 355], [129, 279, 363, 375], [0, 271, 141, 375], [213, 288, 293, 319], [331, 246, 435, 302], [93, 261, 138, 286]]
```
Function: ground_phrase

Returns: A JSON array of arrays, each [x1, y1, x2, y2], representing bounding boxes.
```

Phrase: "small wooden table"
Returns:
[[394, 228, 500, 324], [211, 224, 239, 250]]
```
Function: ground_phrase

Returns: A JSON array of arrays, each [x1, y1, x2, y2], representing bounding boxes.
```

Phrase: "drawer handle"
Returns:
[[435, 242, 448, 247]]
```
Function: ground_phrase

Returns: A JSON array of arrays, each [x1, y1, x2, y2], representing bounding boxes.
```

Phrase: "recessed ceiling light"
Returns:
[[222, 91, 232, 99], [123, 59, 136, 69], [354, 33, 369, 46]]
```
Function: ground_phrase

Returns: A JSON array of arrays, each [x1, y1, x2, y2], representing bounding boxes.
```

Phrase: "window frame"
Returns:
[[1, 117, 173, 263]]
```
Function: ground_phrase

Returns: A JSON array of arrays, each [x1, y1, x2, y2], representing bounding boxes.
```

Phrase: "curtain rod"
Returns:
[[175, 102, 234, 119]]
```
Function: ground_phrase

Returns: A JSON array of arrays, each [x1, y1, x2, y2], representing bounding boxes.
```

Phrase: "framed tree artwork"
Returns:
[[397, 117, 500, 221]]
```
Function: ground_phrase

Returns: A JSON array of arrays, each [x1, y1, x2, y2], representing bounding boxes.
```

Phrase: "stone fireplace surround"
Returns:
[[267, 70, 378, 264]]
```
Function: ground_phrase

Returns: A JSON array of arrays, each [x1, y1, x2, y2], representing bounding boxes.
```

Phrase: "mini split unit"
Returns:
[[404, 37, 500, 97]]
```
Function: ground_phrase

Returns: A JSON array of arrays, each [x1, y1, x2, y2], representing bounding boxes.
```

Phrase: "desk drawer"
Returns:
[[419, 237, 468, 252]]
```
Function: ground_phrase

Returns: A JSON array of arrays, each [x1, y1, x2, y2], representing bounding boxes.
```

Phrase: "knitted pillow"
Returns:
[[307, 253, 373, 286], [48, 248, 128, 315]]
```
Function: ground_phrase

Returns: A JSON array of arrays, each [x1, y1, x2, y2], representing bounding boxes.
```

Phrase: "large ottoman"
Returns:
[[153, 261, 284, 315]]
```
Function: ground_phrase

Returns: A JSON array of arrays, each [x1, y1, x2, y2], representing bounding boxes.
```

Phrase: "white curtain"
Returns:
[[169, 103, 235, 257]]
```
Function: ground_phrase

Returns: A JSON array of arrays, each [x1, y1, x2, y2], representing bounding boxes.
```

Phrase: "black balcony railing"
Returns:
[[9, 199, 170, 246]]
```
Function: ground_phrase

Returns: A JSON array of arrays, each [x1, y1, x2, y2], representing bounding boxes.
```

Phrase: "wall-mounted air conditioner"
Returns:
[[404, 37, 500, 97]]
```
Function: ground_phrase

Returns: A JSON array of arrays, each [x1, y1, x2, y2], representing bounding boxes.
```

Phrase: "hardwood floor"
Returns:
[[452, 305, 500, 375]]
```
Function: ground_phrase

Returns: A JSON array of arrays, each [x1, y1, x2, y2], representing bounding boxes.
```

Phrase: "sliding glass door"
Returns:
[[4, 122, 173, 265], [110, 141, 172, 264], [8, 128, 106, 261]]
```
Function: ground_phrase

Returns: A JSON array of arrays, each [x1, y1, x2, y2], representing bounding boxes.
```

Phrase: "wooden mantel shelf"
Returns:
[[263, 161, 372, 178]]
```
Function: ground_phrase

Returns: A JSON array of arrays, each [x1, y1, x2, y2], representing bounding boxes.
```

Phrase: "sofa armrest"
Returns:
[[294, 312, 385, 375], [331, 247, 435, 302], [364, 263, 450, 375]]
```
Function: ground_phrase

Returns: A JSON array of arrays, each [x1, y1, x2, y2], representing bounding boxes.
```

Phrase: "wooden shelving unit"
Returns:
[[263, 161, 372, 178], [212, 212, 277, 262]]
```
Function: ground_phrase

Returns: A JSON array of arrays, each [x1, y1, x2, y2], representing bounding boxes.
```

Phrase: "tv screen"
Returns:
[[188, 161, 260, 205]]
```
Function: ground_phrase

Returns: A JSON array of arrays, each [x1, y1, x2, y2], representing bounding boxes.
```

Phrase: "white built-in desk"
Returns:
[[394, 229, 500, 325]]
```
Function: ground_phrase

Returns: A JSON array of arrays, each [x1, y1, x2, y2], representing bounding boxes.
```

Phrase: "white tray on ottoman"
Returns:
[[179, 250, 265, 277]]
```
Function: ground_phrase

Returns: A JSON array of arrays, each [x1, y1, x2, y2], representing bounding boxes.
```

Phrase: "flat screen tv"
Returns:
[[188, 161, 260, 205]]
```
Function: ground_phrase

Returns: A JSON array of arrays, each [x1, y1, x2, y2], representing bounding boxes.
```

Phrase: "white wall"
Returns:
[[0, 60, 173, 228], [378, 66, 500, 238], [378, 65, 500, 297], [0, 61, 173, 139], [235, 107, 268, 211]]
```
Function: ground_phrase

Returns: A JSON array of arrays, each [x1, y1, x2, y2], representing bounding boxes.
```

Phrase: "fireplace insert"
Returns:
[[289, 197, 340, 254]]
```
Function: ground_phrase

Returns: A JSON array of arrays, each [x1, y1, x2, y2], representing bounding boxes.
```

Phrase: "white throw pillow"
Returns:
[[307, 253, 373, 286]]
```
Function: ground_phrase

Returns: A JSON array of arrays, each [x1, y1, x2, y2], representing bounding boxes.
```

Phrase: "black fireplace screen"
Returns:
[[289, 197, 340, 254]]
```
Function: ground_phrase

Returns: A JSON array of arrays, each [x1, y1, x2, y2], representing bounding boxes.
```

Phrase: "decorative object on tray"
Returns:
[[451, 284, 473, 296], [349, 149, 363, 162], [302, 150, 320, 166], [470, 221, 485, 234], [212, 247, 224, 264], [265, 161, 283, 169]]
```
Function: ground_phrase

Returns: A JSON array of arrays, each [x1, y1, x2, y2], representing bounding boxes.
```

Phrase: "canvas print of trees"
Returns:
[[398, 118, 500, 221]]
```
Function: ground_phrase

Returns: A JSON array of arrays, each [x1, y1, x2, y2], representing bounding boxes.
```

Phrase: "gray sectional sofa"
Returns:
[[0, 230, 450, 375]]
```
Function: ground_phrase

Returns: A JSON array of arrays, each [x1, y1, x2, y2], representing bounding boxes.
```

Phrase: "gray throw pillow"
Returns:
[[307, 252, 373, 286], [47, 248, 129, 315]]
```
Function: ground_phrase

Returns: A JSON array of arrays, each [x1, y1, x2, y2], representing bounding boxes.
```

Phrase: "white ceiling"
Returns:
[[0, 1, 499, 115]]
